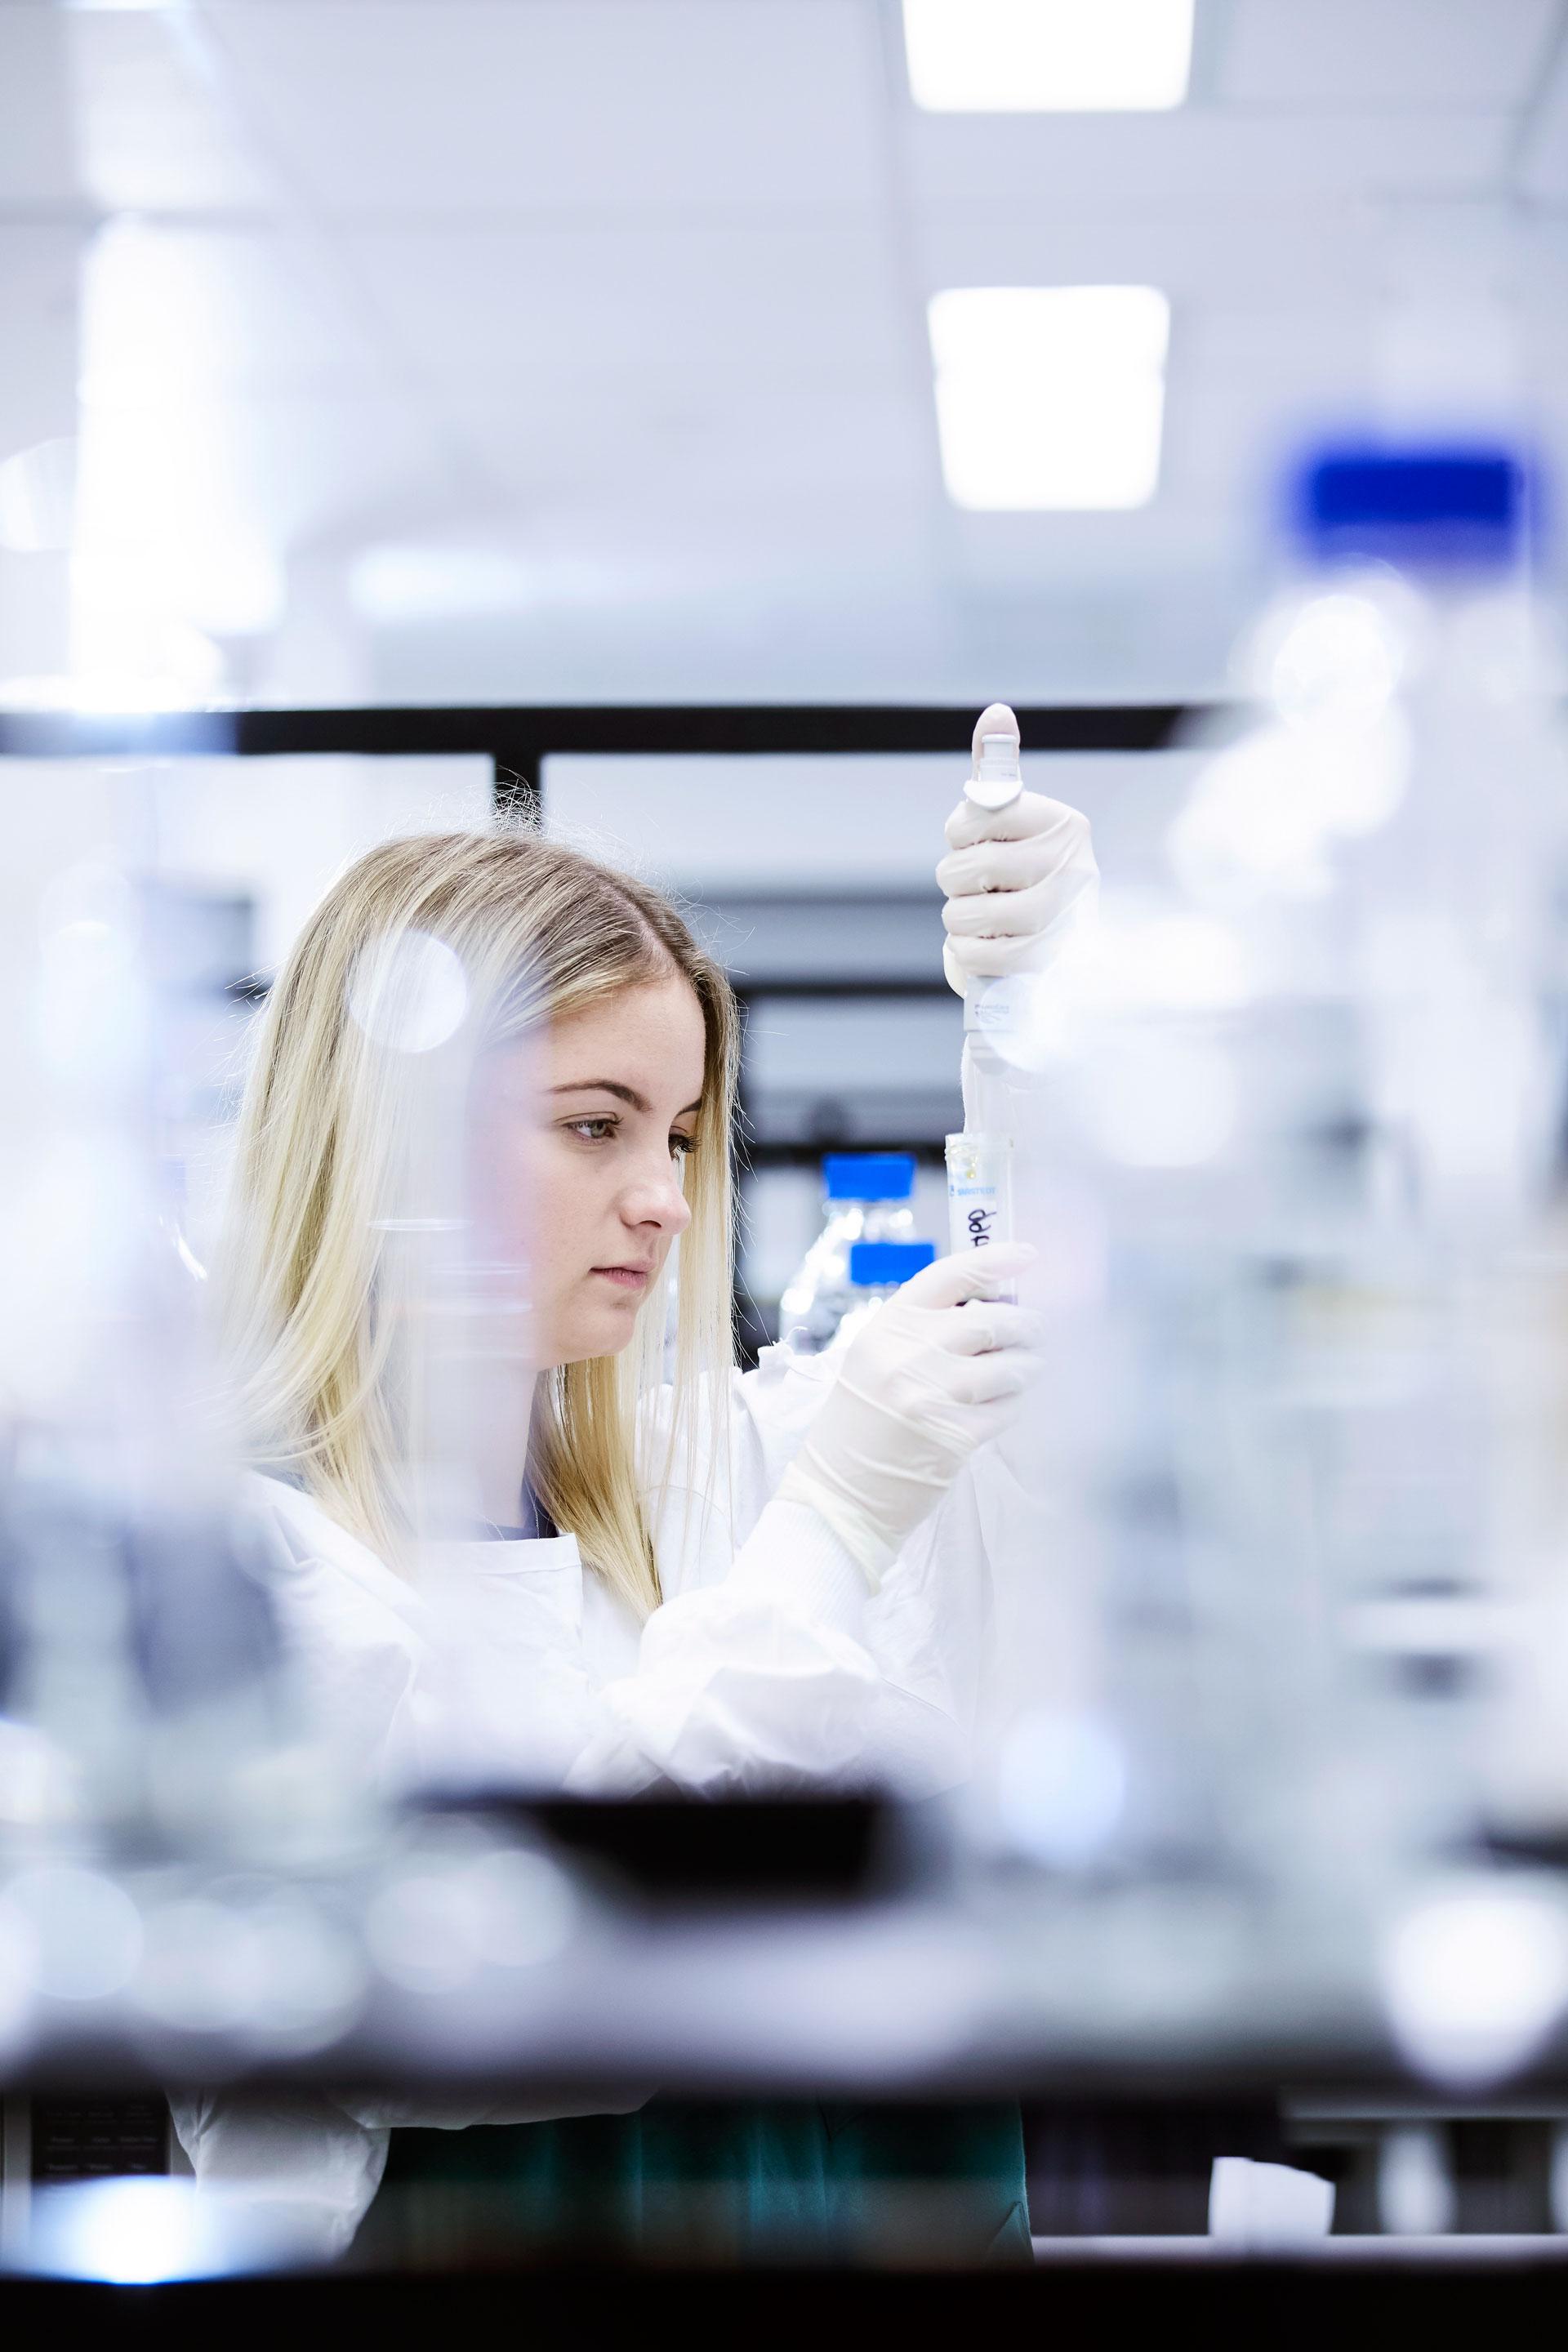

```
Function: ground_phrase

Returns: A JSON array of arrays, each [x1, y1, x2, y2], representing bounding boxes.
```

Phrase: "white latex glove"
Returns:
[[938, 705, 1098, 997], [776, 1245, 1040, 1586]]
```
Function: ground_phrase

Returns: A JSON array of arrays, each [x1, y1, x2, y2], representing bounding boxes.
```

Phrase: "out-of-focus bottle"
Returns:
[[985, 440, 1567, 1900], [777, 1153, 917, 1351], [1172, 444, 1564, 1237], [0, 821, 338, 1869], [834, 1238, 937, 1351]]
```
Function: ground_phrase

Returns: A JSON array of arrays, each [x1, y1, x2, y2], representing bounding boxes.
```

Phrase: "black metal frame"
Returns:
[[0, 694, 1205, 858], [0, 701, 1202, 773]]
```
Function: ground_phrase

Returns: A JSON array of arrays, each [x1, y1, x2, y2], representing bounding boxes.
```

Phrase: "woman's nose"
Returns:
[[621, 1160, 693, 1237]]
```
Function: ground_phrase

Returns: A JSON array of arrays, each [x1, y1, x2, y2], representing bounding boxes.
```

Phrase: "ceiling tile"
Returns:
[[906, 106, 1513, 206], [916, 206, 1383, 307], [1517, 28, 1568, 200], [1222, 0, 1560, 108], [203, 0, 885, 214], [445, 381, 934, 548], [339, 220, 911, 388]]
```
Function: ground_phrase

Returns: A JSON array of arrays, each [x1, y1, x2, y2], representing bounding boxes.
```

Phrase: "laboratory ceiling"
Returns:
[[0, 0, 1566, 706]]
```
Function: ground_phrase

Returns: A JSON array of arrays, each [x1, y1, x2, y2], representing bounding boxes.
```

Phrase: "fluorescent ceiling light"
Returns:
[[904, 0, 1193, 112], [929, 286, 1169, 511]]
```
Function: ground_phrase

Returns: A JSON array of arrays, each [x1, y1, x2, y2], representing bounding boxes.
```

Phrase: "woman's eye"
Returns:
[[567, 1117, 619, 1143], [670, 1133, 696, 1159]]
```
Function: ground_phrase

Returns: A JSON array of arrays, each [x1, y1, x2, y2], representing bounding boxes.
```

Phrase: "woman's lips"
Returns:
[[592, 1265, 650, 1291]]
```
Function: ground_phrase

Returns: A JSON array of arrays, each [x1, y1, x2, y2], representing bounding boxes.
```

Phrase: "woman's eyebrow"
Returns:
[[547, 1082, 704, 1118], [548, 1080, 649, 1111]]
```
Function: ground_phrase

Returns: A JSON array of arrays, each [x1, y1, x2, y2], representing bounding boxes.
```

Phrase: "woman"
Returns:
[[173, 767, 1095, 2261]]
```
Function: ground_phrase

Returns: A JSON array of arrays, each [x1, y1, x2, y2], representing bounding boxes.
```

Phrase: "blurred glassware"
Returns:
[[833, 1238, 938, 1352], [778, 1153, 918, 1352], [982, 443, 1568, 1959], [0, 770, 367, 1875]]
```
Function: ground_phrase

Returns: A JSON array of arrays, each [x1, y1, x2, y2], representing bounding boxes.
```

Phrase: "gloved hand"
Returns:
[[938, 709, 1098, 998], [776, 1245, 1040, 1586]]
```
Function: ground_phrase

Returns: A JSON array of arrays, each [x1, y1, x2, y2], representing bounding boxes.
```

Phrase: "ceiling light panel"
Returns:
[[904, 0, 1193, 112], [929, 286, 1170, 510]]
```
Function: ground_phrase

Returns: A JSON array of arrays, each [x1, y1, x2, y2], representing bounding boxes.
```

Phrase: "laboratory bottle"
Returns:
[[778, 1152, 917, 1351], [833, 1238, 938, 1351], [1172, 444, 1565, 1235], [1156, 440, 1568, 1878]]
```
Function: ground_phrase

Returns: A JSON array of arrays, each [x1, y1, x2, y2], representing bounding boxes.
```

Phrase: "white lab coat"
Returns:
[[172, 1337, 1025, 2255]]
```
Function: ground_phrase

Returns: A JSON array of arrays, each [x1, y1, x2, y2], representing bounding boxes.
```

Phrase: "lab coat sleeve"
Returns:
[[328, 2084, 654, 2132], [167, 2080, 655, 2263], [573, 1493, 898, 1793], [568, 1353, 975, 1797], [167, 2086, 390, 2264]]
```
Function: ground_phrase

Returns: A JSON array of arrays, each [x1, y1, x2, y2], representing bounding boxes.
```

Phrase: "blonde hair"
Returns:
[[220, 827, 739, 1618]]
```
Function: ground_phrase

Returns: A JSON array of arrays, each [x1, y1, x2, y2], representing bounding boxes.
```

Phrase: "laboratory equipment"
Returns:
[[778, 1153, 918, 1351], [835, 1238, 937, 1349], [988, 439, 1568, 1909], [0, 778, 381, 1876], [944, 1131, 1013, 1272], [943, 706, 1026, 1303], [954, 703, 1024, 1136]]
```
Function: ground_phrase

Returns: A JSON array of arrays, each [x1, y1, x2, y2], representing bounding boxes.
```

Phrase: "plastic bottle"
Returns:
[[1171, 444, 1563, 1236], [777, 1152, 917, 1351], [834, 1238, 938, 1350], [1144, 440, 1566, 1877], [980, 443, 1568, 1892]]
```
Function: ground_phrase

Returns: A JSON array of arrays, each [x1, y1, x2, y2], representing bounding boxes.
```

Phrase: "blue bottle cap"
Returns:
[[849, 1240, 936, 1288], [1291, 443, 1535, 570], [822, 1153, 916, 1201]]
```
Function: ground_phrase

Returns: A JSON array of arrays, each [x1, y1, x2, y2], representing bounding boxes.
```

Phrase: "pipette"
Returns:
[[945, 704, 1022, 1293]]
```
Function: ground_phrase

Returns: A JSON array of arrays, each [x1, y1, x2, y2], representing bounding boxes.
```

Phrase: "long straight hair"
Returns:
[[219, 827, 739, 1619]]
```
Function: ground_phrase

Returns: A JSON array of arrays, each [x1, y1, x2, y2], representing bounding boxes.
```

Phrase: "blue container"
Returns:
[[849, 1240, 936, 1288], [1290, 443, 1536, 570], [822, 1153, 916, 1202]]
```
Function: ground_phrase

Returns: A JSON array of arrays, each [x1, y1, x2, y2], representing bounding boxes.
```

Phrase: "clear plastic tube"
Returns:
[[944, 1130, 1014, 1298], [951, 706, 1023, 1294]]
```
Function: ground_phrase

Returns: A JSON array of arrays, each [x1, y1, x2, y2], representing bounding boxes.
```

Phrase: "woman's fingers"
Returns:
[[901, 1244, 1036, 1313], [940, 800, 1093, 877], [939, 790, 1096, 1000], [939, 1303, 1043, 1356], [944, 933, 1038, 980], [945, 790, 1089, 855], [938, 832, 1070, 902], [942, 871, 1077, 942], [951, 1350, 1041, 1406], [946, 883, 1098, 977]]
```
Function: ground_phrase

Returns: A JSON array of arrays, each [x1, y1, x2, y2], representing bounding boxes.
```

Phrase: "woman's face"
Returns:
[[477, 973, 706, 1367]]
